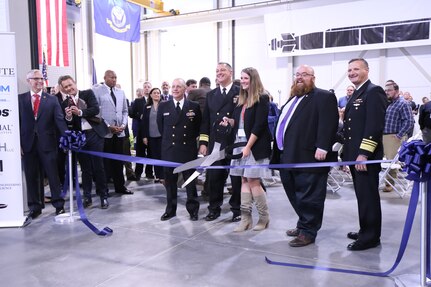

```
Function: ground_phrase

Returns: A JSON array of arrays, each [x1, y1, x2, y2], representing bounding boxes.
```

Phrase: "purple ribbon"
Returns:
[[59, 131, 113, 236], [266, 139, 431, 278]]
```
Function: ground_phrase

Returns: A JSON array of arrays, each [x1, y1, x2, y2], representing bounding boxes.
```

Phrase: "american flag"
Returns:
[[42, 50, 49, 87], [36, 0, 69, 67]]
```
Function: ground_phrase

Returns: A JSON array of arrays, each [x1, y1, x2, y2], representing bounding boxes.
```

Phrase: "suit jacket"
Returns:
[[231, 94, 272, 161], [130, 97, 146, 137], [271, 88, 339, 173], [18, 91, 68, 152], [199, 85, 240, 152], [342, 80, 387, 161], [59, 89, 109, 138], [92, 84, 128, 138], [157, 99, 202, 163], [187, 87, 210, 114]]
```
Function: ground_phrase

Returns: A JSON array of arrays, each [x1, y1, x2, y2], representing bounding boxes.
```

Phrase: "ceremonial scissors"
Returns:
[[173, 141, 245, 188]]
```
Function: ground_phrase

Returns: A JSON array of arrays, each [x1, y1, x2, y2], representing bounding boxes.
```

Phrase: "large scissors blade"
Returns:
[[181, 170, 201, 188], [174, 142, 225, 174], [173, 156, 206, 174], [180, 142, 226, 187]]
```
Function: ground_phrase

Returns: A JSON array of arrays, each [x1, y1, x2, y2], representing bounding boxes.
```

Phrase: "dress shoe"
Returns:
[[28, 210, 42, 219], [347, 239, 380, 251], [115, 189, 134, 195], [232, 214, 241, 222], [204, 211, 220, 221], [55, 207, 66, 215], [288, 234, 315, 247], [161, 212, 176, 221], [190, 212, 198, 221], [101, 198, 109, 209], [83, 198, 93, 208], [286, 228, 300, 237], [347, 231, 359, 240]]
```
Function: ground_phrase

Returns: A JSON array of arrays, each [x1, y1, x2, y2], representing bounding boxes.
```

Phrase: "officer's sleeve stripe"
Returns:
[[199, 134, 209, 142], [360, 138, 377, 153]]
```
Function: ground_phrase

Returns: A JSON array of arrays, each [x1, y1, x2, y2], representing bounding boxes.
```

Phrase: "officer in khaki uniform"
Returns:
[[342, 58, 387, 251], [157, 78, 202, 221]]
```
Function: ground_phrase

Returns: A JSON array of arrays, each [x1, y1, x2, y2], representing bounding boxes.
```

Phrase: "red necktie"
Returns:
[[33, 94, 40, 117]]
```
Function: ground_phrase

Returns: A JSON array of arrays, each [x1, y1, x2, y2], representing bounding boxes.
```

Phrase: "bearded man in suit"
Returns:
[[272, 64, 339, 247]]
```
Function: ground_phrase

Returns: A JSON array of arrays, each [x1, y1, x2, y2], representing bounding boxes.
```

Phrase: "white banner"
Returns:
[[265, 0, 431, 57], [0, 33, 26, 227]]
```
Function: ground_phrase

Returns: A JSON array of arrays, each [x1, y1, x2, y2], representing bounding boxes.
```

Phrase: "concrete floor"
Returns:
[[0, 171, 425, 287]]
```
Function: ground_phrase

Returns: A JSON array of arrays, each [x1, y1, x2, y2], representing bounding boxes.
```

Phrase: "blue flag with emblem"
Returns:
[[93, 0, 141, 43]]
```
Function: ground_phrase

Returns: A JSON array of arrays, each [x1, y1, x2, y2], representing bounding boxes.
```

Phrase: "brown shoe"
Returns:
[[383, 185, 393, 192], [288, 234, 315, 247], [286, 228, 299, 237]]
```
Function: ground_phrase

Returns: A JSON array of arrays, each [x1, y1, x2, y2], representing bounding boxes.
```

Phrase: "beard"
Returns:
[[291, 81, 315, 97]]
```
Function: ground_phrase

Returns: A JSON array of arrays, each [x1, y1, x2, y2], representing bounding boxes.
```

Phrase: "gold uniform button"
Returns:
[[184, 134, 186, 136], [172, 142, 175, 145], [173, 126, 175, 129], [349, 118, 351, 121], [184, 126, 186, 128], [216, 112, 220, 115], [172, 134, 175, 137], [349, 137, 351, 140], [227, 113, 230, 115], [183, 142, 186, 145], [348, 127, 351, 130]]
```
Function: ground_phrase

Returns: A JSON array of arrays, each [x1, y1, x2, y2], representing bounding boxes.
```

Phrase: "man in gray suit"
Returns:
[[92, 70, 133, 195]]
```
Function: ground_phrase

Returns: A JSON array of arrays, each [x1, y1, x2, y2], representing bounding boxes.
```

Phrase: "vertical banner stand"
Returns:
[[395, 181, 431, 287], [54, 150, 79, 223]]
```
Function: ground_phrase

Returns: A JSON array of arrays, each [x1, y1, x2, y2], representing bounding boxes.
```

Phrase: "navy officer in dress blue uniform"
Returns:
[[198, 62, 241, 222], [342, 58, 387, 251], [157, 78, 202, 221]]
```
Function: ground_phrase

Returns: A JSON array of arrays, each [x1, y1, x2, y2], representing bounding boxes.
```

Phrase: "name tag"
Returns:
[[238, 129, 246, 137], [163, 112, 170, 116]]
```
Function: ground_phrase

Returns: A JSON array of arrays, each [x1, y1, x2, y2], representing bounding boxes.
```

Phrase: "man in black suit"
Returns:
[[18, 69, 67, 218], [157, 78, 202, 221], [272, 64, 339, 247], [199, 62, 241, 222], [130, 81, 153, 180], [342, 58, 387, 251], [59, 75, 110, 209]]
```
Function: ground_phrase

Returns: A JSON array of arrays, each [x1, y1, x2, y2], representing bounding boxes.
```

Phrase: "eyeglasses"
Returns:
[[29, 77, 44, 81], [294, 73, 314, 78]]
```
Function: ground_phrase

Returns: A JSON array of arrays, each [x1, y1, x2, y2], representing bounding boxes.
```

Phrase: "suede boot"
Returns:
[[234, 192, 253, 232], [253, 193, 269, 231]]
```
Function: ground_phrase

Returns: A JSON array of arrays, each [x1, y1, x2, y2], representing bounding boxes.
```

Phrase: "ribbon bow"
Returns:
[[398, 140, 431, 182], [59, 130, 86, 151]]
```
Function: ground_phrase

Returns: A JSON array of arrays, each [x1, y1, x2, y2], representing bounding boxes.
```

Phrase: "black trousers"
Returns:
[[78, 130, 108, 199], [23, 137, 64, 211], [349, 163, 382, 243], [206, 158, 240, 215], [135, 136, 153, 178], [103, 135, 126, 192], [148, 137, 163, 179], [280, 170, 328, 239], [163, 167, 199, 215]]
